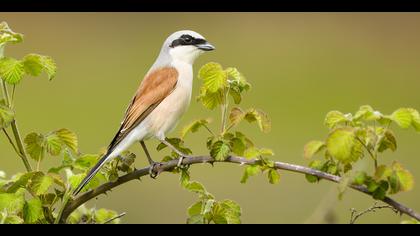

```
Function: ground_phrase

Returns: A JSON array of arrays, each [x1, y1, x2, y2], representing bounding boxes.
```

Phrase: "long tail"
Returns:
[[73, 152, 111, 195]]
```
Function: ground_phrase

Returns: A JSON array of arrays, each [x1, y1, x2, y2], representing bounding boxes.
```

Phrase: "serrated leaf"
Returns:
[[44, 133, 63, 156], [324, 111, 348, 129], [0, 192, 25, 213], [229, 107, 245, 127], [29, 173, 54, 195], [303, 140, 325, 159], [22, 54, 57, 80], [0, 102, 14, 129], [268, 169, 280, 184], [4, 171, 37, 193], [210, 140, 231, 161], [0, 57, 24, 84], [198, 62, 227, 93], [181, 119, 210, 139], [230, 137, 246, 156], [240, 165, 261, 183], [24, 132, 46, 161], [391, 108, 413, 129], [326, 128, 363, 164], [55, 128, 78, 152], [23, 198, 43, 223], [197, 88, 223, 110], [389, 162, 414, 194], [377, 129, 397, 153], [185, 181, 206, 195], [244, 108, 271, 133]]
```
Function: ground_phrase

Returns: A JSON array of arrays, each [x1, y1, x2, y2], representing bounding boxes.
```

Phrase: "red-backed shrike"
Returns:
[[74, 30, 215, 195]]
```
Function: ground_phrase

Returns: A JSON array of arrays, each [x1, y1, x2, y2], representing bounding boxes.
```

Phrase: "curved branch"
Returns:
[[59, 155, 420, 223]]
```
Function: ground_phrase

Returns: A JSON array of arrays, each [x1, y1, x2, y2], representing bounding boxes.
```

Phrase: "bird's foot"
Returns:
[[176, 154, 193, 168], [149, 162, 163, 179]]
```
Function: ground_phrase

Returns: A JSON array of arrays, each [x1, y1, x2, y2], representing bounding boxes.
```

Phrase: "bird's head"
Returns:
[[163, 30, 215, 64]]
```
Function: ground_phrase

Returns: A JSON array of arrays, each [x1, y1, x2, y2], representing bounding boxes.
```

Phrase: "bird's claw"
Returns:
[[149, 162, 163, 179]]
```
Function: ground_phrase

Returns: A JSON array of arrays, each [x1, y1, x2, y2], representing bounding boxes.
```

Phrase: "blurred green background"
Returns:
[[1, 13, 420, 224]]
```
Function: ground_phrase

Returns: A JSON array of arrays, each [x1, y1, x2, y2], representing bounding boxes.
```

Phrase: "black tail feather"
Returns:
[[73, 153, 110, 195]]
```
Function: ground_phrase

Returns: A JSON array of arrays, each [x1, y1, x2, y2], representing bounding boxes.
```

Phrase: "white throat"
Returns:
[[169, 45, 204, 65]]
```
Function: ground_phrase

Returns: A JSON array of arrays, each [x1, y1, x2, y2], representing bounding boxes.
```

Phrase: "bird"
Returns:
[[73, 30, 215, 195]]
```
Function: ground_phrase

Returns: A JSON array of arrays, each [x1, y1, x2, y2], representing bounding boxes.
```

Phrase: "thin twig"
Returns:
[[2, 128, 21, 155], [59, 155, 420, 223], [350, 201, 399, 224], [103, 212, 126, 224]]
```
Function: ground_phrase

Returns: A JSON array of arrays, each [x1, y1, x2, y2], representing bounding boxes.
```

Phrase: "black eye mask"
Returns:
[[169, 34, 207, 48]]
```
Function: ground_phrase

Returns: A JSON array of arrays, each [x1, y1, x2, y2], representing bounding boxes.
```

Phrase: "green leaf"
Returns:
[[187, 214, 205, 224], [4, 171, 37, 193], [268, 169, 280, 184], [197, 88, 223, 110], [353, 171, 367, 185], [372, 180, 389, 200], [374, 165, 392, 181], [326, 128, 363, 163], [24, 129, 78, 161], [180, 168, 190, 188], [55, 128, 78, 152], [229, 87, 242, 104], [198, 62, 227, 93], [240, 165, 261, 184], [1, 214, 24, 224], [0, 57, 24, 84], [185, 181, 207, 196], [22, 54, 57, 80], [354, 105, 384, 121], [0, 192, 25, 213], [244, 108, 271, 133], [389, 162, 414, 194], [94, 209, 120, 224], [377, 129, 397, 153], [0, 101, 14, 129], [324, 111, 349, 129], [24, 132, 46, 161], [68, 173, 84, 191], [391, 108, 413, 129], [229, 107, 245, 127], [212, 200, 242, 224], [210, 140, 231, 161], [44, 133, 63, 156], [303, 140, 325, 159], [74, 154, 99, 171], [181, 119, 210, 139], [23, 198, 44, 223], [29, 173, 54, 195], [187, 201, 203, 217], [0, 22, 23, 45], [230, 137, 247, 156]]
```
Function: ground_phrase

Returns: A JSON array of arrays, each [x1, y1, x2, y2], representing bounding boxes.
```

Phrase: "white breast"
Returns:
[[146, 60, 193, 139]]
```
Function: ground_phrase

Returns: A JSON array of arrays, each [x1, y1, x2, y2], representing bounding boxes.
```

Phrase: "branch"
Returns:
[[59, 155, 420, 223], [350, 201, 398, 224]]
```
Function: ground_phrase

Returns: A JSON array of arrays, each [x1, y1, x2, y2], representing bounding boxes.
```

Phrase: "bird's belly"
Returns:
[[146, 84, 192, 138]]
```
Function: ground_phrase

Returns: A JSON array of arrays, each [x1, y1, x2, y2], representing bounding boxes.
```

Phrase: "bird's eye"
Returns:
[[184, 37, 192, 43]]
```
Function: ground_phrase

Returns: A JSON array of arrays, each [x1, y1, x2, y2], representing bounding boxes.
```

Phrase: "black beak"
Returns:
[[197, 42, 215, 51]]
